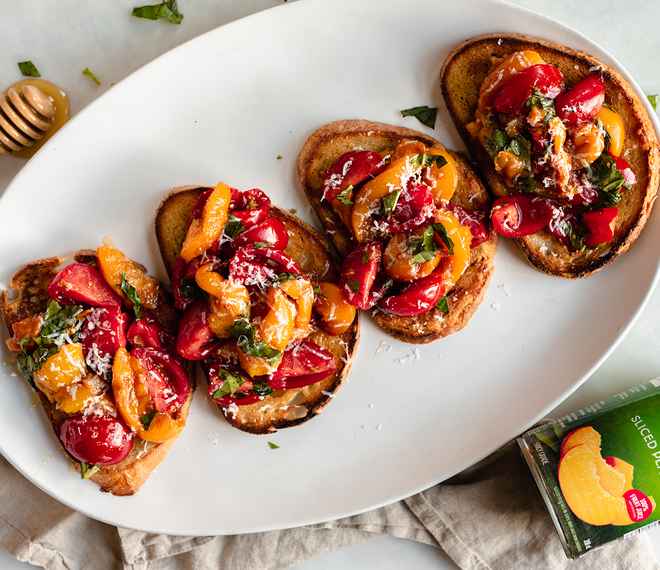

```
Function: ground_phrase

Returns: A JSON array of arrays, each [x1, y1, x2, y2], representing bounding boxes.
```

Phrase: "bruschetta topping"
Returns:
[[172, 182, 355, 408], [468, 49, 636, 251]]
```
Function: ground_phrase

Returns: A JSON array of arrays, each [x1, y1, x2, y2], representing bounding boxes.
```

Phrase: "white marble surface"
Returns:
[[2, 0, 660, 568]]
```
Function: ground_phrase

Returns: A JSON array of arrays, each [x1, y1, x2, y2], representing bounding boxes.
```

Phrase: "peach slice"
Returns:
[[560, 427, 625, 498], [605, 457, 634, 493], [558, 444, 625, 526]]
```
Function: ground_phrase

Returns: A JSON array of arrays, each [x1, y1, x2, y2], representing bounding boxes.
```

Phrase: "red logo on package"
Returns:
[[624, 489, 653, 523]]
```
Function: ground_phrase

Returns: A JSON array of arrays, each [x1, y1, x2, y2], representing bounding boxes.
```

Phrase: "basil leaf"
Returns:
[[18, 61, 40, 77], [268, 442, 280, 449], [272, 272, 300, 285], [140, 411, 157, 430], [314, 286, 326, 298], [648, 94, 659, 111], [411, 250, 436, 264], [225, 217, 245, 240], [508, 135, 532, 172], [212, 369, 246, 398], [132, 1, 183, 24], [516, 177, 536, 193], [381, 189, 401, 216], [253, 241, 272, 249], [179, 276, 201, 301], [430, 222, 454, 255], [253, 380, 273, 397], [336, 186, 354, 206], [83, 68, 101, 85], [80, 462, 100, 480], [401, 106, 438, 129], [587, 153, 628, 206], [117, 273, 143, 320], [410, 153, 447, 169], [435, 296, 449, 314], [526, 87, 555, 113], [483, 129, 509, 158], [39, 300, 83, 345], [226, 319, 282, 364], [346, 279, 361, 293]]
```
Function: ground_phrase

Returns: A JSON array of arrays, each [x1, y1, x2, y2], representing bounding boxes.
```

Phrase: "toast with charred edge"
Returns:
[[155, 186, 360, 434], [440, 33, 660, 278], [1, 251, 192, 495], [297, 119, 498, 344]]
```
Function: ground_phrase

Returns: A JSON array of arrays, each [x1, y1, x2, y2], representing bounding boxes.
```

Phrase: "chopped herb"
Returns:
[[253, 241, 272, 249], [507, 135, 532, 172], [516, 177, 536, 193], [226, 319, 282, 364], [272, 272, 301, 284], [212, 369, 246, 399], [362, 250, 371, 264], [179, 276, 202, 301], [648, 94, 659, 111], [587, 153, 629, 206], [435, 296, 449, 313], [409, 223, 453, 264], [18, 61, 40, 77], [336, 186, 354, 206], [290, 208, 298, 214], [430, 222, 454, 255], [483, 129, 509, 158], [117, 273, 142, 320], [401, 106, 438, 129], [132, 1, 183, 24], [140, 411, 157, 430], [83, 68, 101, 85], [346, 279, 361, 293], [80, 462, 100, 480], [314, 286, 326, 298], [410, 153, 448, 170], [558, 220, 585, 251], [268, 442, 280, 449], [253, 380, 273, 397], [381, 189, 401, 216], [225, 217, 245, 239], [526, 87, 555, 113]]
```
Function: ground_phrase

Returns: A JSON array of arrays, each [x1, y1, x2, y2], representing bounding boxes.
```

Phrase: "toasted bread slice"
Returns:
[[440, 33, 660, 278], [1, 251, 192, 495], [297, 119, 498, 344], [155, 186, 360, 434]]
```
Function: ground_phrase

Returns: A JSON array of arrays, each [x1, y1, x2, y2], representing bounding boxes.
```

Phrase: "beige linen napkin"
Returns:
[[1, 435, 658, 570]]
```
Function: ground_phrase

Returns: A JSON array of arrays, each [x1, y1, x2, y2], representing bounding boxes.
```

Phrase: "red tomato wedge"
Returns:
[[176, 297, 223, 360], [322, 150, 386, 202], [80, 306, 128, 377], [491, 195, 554, 238], [583, 207, 618, 248], [379, 274, 445, 317], [555, 75, 605, 126], [493, 64, 564, 115], [47, 263, 122, 307], [268, 341, 336, 390], [339, 242, 384, 309], [131, 347, 190, 413]]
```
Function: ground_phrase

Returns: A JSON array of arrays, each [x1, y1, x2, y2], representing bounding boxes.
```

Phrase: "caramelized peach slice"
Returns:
[[33, 343, 86, 401], [180, 182, 232, 262], [313, 282, 357, 336]]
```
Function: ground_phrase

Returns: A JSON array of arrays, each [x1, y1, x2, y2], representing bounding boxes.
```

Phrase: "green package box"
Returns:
[[518, 379, 660, 559]]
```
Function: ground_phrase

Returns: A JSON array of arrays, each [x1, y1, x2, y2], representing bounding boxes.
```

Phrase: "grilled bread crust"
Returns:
[[297, 119, 498, 344], [1, 252, 192, 495], [440, 33, 660, 278], [155, 186, 360, 434]]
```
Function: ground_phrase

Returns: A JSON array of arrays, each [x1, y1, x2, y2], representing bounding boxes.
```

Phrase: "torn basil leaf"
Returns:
[[381, 189, 401, 216], [140, 411, 157, 430], [435, 296, 449, 313], [80, 462, 100, 480], [346, 279, 360, 293], [225, 217, 245, 239], [268, 442, 280, 449], [18, 61, 40, 77], [132, 1, 183, 24], [212, 369, 246, 399], [336, 186, 354, 206], [648, 94, 659, 111], [226, 319, 282, 365], [117, 273, 143, 320], [401, 106, 438, 129]]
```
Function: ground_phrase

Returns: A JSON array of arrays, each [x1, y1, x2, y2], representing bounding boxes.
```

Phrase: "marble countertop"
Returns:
[[2, 0, 660, 568]]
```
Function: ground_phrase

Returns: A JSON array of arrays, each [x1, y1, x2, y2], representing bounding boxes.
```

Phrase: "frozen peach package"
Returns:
[[518, 380, 660, 559]]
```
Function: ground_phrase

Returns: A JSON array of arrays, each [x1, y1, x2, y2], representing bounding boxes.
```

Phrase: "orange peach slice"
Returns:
[[558, 444, 625, 526]]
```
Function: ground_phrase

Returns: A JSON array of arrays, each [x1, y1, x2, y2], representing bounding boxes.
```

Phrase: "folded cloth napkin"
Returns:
[[1, 435, 658, 570]]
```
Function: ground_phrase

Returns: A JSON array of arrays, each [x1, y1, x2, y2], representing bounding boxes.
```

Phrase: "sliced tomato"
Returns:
[[131, 347, 190, 413], [491, 195, 554, 238], [555, 75, 605, 126], [446, 204, 488, 248], [322, 150, 386, 202], [176, 297, 223, 360], [378, 274, 445, 317], [47, 263, 122, 307], [232, 216, 289, 251], [583, 207, 618, 248], [493, 63, 564, 116], [80, 306, 128, 377], [207, 360, 262, 407], [268, 341, 336, 390], [339, 241, 384, 309], [60, 415, 133, 466], [380, 181, 434, 234], [127, 311, 177, 356], [228, 245, 301, 286], [230, 188, 271, 229], [547, 205, 582, 248]]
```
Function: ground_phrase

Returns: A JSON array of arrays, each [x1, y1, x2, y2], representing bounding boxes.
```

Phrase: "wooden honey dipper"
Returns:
[[0, 84, 57, 156]]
